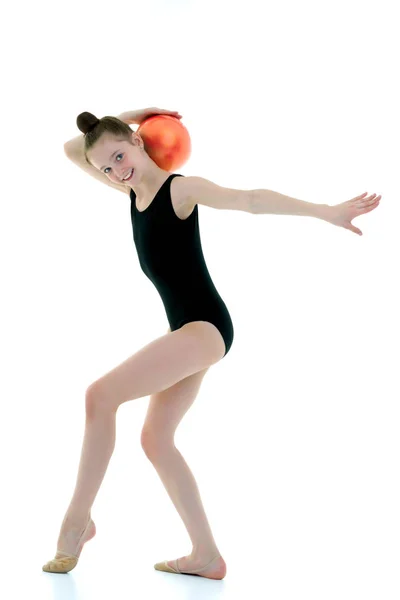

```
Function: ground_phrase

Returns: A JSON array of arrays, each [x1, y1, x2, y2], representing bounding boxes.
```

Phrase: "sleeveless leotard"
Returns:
[[130, 173, 234, 357]]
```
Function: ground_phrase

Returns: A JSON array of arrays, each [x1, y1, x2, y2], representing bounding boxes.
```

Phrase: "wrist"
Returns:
[[317, 204, 333, 222]]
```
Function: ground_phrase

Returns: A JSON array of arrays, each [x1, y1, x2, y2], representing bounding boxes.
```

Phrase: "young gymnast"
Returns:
[[42, 106, 381, 578]]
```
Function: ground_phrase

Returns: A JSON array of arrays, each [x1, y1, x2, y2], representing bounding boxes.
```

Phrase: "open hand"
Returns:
[[328, 192, 382, 236]]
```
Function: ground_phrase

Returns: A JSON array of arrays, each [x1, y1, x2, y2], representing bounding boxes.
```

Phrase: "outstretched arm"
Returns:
[[251, 189, 330, 219], [251, 189, 381, 236]]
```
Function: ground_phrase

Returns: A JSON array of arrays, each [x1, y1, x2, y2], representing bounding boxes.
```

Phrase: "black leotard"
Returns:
[[129, 173, 234, 357]]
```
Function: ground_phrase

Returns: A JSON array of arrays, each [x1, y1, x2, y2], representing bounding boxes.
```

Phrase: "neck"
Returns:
[[129, 166, 171, 199]]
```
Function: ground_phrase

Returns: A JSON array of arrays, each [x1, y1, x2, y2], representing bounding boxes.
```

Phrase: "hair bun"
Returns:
[[76, 112, 100, 135]]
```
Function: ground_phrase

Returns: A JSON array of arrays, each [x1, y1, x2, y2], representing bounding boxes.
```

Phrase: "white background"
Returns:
[[1, 0, 399, 598]]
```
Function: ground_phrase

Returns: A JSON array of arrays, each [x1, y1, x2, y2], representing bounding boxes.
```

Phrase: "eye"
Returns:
[[104, 153, 123, 174]]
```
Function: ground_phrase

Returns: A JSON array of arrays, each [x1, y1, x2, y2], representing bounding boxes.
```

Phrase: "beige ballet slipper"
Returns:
[[154, 554, 222, 577], [42, 516, 95, 574]]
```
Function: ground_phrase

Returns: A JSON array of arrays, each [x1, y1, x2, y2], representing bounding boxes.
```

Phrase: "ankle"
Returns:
[[63, 510, 91, 527], [191, 544, 220, 560]]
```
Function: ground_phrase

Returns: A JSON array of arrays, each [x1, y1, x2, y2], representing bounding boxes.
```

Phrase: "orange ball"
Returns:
[[137, 115, 191, 171]]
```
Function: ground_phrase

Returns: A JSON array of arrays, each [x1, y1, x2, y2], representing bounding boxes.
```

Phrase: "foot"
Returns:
[[157, 552, 227, 579], [42, 514, 96, 573]]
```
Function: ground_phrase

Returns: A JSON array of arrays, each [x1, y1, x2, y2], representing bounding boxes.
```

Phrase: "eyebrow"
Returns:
[[100, 150, 121, 171]]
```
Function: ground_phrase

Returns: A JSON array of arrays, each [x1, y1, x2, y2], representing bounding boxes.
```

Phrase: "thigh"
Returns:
[[87, 321, 223, 411], [141, 367, 209, 444]]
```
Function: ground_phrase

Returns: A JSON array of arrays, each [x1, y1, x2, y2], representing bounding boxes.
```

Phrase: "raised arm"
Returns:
[[63, 111, 135, 157], [64, 108, 182, 156]]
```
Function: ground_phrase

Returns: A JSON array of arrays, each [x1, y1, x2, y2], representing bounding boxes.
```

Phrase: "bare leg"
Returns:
[[66, 408, 117, 519], [43, 407, 117, 570], [145, 444, 227, 578], [43, 321, 225, 573]]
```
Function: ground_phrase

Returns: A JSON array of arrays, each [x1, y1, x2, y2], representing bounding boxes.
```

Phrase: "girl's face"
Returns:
[[88, 134, 144, 185]]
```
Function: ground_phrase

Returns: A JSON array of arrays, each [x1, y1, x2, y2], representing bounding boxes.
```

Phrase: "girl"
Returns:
[[43, 106, 381, 578]]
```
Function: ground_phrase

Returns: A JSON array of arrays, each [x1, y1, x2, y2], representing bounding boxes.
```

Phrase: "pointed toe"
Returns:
[[154, 560, 179, 573], [42, 555, 78, 574]]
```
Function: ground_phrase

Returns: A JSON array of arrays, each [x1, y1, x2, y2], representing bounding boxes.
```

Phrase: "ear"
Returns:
[[131, 131, 143, 147]]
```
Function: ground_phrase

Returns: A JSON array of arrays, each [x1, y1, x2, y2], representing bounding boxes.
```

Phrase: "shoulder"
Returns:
[[171, 175, 253, 213], [170, 175, 196, 217]]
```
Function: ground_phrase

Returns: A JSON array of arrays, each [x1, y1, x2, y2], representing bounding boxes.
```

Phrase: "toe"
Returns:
[[154, 561, 178, 573], [42, 556, 77, 573]]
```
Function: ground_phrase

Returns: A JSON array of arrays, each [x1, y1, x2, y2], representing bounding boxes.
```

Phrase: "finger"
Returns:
[[355, 195, 380, 207], [348, 224, 363, 235], [362, 202, 380, 214], [165, 110, 182, 118], [154, 108, 180, 115]]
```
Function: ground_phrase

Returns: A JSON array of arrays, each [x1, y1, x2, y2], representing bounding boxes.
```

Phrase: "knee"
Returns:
[[85, 382, 117, 417], [85, 384, 101, 418], [140, 427, 175, 460]]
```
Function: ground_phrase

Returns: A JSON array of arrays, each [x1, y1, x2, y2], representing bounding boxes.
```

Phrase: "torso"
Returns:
[[133, 174, 195, 220]]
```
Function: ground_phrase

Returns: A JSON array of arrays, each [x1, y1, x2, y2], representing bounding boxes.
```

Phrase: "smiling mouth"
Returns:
[[122, 169, 134, 182]]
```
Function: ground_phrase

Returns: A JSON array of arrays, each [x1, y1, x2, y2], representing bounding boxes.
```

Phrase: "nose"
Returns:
[[115, 169, 127, 181]]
